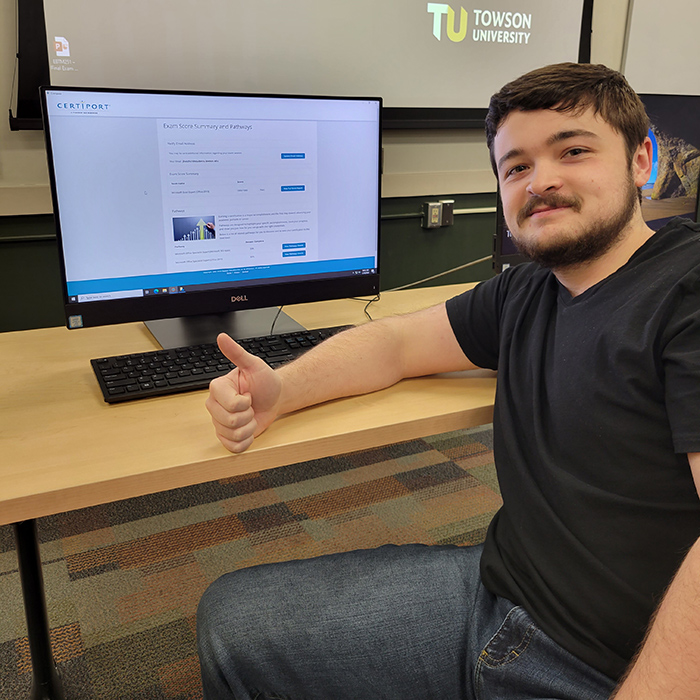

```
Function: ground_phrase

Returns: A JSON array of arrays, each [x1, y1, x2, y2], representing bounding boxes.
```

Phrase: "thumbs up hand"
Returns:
[[206, 333, 283, 453]]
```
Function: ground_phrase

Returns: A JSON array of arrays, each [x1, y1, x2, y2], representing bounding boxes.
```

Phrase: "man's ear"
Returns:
[[632, 136, 654, 188]]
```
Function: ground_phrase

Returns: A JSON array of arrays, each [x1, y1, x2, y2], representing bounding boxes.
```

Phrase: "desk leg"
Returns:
[[13, 519, 66, 700]]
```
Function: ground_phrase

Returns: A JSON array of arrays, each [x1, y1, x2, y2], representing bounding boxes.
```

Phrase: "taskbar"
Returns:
[[68, 267, 377, 304]]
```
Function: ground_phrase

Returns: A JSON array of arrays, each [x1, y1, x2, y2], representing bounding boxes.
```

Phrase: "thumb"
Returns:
[[217, 333, 261, 372]]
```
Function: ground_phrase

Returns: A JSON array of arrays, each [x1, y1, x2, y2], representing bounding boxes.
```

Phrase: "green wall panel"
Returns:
[[379, 193, 496, 292], [0, 215, 64, 332]]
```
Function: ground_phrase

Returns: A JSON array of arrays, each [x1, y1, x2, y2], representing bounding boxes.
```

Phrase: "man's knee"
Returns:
[[198, 567, 265, 644]]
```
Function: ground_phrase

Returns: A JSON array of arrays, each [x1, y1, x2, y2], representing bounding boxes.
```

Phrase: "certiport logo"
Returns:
[[427, 3, 532, 44], [56, 101, 111, 112]]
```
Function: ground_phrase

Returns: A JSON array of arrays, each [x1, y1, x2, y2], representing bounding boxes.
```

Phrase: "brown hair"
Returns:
[[485, 62, 649, 174]]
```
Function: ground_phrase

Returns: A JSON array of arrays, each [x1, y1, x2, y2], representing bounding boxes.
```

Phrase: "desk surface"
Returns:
[[0, 283, 496, 526]]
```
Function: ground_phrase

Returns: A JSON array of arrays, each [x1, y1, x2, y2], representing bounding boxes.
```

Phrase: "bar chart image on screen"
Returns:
[[41, 87, 381, 347]]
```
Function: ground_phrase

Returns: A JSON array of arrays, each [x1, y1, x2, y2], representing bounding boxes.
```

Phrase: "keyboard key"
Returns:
[[167, 374, 205, 386]]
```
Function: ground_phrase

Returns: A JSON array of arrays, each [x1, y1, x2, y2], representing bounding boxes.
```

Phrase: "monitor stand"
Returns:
[[144, 307, 307, 349]]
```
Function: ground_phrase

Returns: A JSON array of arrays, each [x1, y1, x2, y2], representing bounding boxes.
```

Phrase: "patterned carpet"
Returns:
[[0, 424, 499, 700]]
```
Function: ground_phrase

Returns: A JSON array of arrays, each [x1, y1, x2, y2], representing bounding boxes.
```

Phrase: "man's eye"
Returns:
[[566, 148, 588, 157], [506, 164, 527, 178]]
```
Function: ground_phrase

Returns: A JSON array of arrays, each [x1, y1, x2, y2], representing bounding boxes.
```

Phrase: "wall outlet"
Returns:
[[422, 201, 442, 228]]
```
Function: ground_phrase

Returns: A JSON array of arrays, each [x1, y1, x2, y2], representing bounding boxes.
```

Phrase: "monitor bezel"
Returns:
[[41, 85, 382, 330]]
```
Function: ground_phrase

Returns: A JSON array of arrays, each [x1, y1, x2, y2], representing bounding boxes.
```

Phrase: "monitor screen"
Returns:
[[639, 94, 700, 231], [41, 87, 381, 346]]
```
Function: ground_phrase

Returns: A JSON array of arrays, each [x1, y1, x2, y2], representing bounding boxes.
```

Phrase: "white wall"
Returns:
[[0, 0, 631, 214]]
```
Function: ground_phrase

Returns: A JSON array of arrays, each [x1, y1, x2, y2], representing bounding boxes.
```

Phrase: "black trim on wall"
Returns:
[[383, 107, 488, 130]]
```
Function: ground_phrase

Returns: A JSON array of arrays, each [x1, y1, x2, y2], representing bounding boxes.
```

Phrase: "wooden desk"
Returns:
[[1, 282, 496, 698], [1, 283, 496, 526]]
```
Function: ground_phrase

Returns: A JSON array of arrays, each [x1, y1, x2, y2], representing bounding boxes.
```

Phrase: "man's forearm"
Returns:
[[275, 302, 475, 417], [275, 316, 410, 416], [612, 537, 700, 699]]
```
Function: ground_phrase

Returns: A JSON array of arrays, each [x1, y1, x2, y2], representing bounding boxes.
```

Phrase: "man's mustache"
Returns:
[[516, 193, 583, 226]]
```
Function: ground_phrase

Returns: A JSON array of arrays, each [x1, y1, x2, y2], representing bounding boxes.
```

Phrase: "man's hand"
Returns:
[[205, 333, 283, 453]]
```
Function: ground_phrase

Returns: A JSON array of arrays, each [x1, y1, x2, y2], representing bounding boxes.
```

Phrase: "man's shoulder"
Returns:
[[649, 217, 700, 249], [446, 262, 554, 324], [661, 217, 700, 233], [634, 218, 700, 281]]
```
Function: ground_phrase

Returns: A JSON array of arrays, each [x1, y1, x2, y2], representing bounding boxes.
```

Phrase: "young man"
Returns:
[[198, 63, 700, 699]]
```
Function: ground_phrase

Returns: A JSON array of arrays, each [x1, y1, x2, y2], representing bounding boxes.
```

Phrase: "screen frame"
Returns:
[[41, 85, 382, 330]]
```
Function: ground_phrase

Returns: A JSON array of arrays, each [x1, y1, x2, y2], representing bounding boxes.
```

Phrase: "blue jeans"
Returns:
[[197, 544, 616, 699]]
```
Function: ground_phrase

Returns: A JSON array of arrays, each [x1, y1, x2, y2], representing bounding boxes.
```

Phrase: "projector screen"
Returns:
[[43, 0, 589, 113]]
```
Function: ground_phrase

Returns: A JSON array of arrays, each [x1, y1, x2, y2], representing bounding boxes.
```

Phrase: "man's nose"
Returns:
[[526, 162, 563, 197]]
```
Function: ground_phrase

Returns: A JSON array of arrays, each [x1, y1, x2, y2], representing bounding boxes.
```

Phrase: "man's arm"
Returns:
[[611, 452, 700, 699], [206, 302, 478, 453]]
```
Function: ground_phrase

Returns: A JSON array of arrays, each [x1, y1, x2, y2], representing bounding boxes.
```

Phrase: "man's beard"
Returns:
[[509, 176, 639, 270]]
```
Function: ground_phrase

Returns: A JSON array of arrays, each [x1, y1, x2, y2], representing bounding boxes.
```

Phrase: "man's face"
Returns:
[[493, 106, 650, 269]]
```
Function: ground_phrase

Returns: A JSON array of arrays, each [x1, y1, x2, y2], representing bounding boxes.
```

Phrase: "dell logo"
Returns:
[[230, 295, 249, 303]]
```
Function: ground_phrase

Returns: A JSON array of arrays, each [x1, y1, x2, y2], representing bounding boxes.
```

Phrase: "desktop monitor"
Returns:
[[492, 196, 528, 273], [638, 94, 700, 231], [41, 87, 382, 347]]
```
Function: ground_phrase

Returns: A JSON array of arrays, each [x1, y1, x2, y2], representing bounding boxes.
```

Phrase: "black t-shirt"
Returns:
[[446, 218, 700, 679]]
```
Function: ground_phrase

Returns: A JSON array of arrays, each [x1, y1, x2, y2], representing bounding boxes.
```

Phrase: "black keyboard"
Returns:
[[91, 326, 349, 403]]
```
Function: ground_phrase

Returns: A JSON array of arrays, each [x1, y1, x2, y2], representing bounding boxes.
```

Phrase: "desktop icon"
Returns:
[[54, 37, 70, 56]]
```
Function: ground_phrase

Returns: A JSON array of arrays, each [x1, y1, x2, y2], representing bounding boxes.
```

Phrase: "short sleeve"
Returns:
[[444, 267, 523, 370]]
